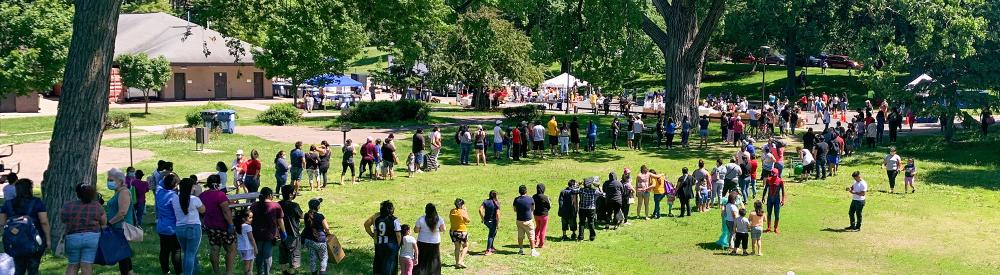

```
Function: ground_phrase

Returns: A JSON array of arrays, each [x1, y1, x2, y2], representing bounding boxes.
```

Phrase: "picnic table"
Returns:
[[227, 192, 259, 209]]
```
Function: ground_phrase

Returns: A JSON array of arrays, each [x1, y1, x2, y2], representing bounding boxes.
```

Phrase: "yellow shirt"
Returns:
[[651, 175, 666, 194], [547, 119, 558, 136], [449, 208, 470, 232]]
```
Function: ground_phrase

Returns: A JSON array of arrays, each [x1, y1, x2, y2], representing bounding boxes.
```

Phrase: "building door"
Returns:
[[253, 72, 265, 98], [214, 72, 227, 99], [173, 73, 186, 100]]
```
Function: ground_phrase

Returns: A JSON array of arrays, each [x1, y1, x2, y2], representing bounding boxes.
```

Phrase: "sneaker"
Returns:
[[843, 226, 855, 231], [530, 249, 540, 257], [518, 249, 525, 255], [484, 250, 494, 256]]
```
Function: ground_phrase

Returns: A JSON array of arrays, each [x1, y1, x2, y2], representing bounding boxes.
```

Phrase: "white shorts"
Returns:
[[239, 249, 255, 261]]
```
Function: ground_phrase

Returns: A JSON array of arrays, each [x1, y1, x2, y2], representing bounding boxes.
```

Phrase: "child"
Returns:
[[749, 201, 767, 256], [698, 181, 710, 212], [904, 158, 917, 193], [235, 210, 256, 275], [732, 208, 751, 255], [406, 152, 416, 178], [374, 138, 384, 180], [398, 224, 419, 275], [664, 179, 676, 217]]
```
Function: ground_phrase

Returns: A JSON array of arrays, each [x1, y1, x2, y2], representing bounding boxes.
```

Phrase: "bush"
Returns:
[[340, 100, 430, 123], [501, 104, 545, 124], [163, 127, 221, 140], [104, 111, 131, 130], [256, 103, 302, 125], [185, 102, 234, 127]]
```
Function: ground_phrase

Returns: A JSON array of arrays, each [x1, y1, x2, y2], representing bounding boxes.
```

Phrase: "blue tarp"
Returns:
[[305, 74, 363, 88]]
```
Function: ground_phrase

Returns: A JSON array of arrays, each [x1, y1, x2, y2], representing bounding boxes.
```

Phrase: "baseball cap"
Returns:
[[308, 198, 323, 209], [236, 149, 244, 155]]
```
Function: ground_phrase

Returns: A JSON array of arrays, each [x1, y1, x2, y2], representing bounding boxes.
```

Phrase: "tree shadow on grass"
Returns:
[[923, 166, 1000, 191], [820, 227, 852, 233], [696, 242, 726, 251]]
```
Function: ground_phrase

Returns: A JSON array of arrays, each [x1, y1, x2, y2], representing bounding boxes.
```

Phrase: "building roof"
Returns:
[[115, 12, 256, 65]]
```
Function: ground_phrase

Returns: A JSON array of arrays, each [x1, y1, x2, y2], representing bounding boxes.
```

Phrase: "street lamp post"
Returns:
[[760, 46, 771, 109]]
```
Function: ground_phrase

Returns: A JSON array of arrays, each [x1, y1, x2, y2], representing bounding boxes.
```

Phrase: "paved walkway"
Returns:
[[4, 140, 154, 184]]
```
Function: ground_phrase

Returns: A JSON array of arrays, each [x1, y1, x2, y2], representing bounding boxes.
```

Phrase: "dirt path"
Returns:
[[4, 141, 154, 185]]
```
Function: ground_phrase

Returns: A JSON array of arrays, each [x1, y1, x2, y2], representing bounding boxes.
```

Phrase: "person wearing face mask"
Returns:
[[105, 168, 137, 275]]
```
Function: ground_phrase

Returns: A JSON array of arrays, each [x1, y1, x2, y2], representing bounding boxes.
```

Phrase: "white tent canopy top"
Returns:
[[541, 73, 589, 88]]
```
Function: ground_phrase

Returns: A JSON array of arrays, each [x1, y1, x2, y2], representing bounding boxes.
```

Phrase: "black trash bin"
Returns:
[[200, 110, 219, 129]]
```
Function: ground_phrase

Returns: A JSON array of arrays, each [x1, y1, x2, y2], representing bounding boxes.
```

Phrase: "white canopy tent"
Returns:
[[541, 73, 589, 88]]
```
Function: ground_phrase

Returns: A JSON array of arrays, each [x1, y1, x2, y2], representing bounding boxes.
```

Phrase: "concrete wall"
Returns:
[[160, 65, 272, 100], [0, 93, 39, 113]]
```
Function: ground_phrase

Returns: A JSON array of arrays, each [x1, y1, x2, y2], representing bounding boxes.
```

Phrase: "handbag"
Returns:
[[122, 222, 144, 242], [94, 227, 132, 266]]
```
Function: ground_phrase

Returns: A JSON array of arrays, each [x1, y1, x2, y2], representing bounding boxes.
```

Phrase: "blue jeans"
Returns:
[[459, 143, 472, 164], [374, 242, 399, 275], [652, 194, 665, 218], [275, 172, 288, 191], [713, 181, 724, 205], [414, 151, 424, 168], [739, 177, 755, 201], [483, 220, 498, 250], [133, 202, 146, 224], [587, 135, 596, 151], [175, 224, 202, 275], [255, 239, 275, 275], [243, 175, 260, 193], [775, 162, 785, 178], [65, 231, 101, 264]]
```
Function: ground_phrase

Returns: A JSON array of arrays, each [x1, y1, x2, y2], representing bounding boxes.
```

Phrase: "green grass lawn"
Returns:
[[35, 114, 1000, 274]]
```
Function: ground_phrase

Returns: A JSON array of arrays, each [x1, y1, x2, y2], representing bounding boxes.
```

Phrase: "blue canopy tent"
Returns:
[[305, 74, 363, 88]]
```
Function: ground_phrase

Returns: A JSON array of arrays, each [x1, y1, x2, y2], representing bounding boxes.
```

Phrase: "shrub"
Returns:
[[104, 111, 132, 130], [163, 127, 221, 140], [340, 99, 430, 123], [185, 102, 234, 127], [256, 103, 302, 125], [501, 104, 545, 124]]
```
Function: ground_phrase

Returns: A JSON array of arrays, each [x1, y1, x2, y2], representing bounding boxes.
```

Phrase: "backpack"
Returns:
[[2, 201, 42, 257]]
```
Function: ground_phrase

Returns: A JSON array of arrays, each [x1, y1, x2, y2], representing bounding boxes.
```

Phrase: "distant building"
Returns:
[[114, 12, 272, 101]]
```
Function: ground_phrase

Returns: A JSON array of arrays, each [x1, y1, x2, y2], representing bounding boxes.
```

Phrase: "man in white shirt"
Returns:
[[632, 116, 645, 150], [493, 120, 504, 160], [846, 171, 867, 231], [532, 122, 546, 158], [798, 146, 815, 182], [430, 127, 442, 169]]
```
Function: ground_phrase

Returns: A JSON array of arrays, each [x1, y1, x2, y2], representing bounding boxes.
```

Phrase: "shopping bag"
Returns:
[[326, 234, 346, 264], [94, 227, 132, 266], [122, 222, 144, 242]]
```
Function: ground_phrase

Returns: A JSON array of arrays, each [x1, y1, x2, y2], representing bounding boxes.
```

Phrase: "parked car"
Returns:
[[738, 54, 758, 64], [763, 54, 785, 65], [824, 55, 862, 69], [123, 87, 159, 102]]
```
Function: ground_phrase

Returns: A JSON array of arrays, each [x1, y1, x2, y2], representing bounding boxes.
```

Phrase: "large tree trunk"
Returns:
[[41, 0, 124, 251], [641, 0, 726, 120]]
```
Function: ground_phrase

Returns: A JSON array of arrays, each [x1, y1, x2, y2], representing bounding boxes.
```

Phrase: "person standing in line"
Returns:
[[200, 175, 237, 275], [732, 208, 751, 255], [476, 125, 489, 165], [587, 120, 598, 152], [845, 171, 868, 232], [532, 121, 547, 158], [457, 126, 471, 165], [478, 191, 501, 255], [449, 199, 471, 269], [632, 115, 645, 150], [698, 115, 710, 149], [124, 168, 149, 224], [721, 192, 740, 251], [761, 168, 785, 234], [723, 158, 742, 196], [634, 166, 652, 219], [374, 139, 384, 180], [414, 203, 445, 275], [883, 147, 902, 193], [611, 117, 621, 150], [814, 136, 829, 180], [318, 141, 332, 188], [512, 185, 539, 256], [558, 124, 571, 154], [547, 116, 560, 155], [172, 178, 206, 275], [904, 158, 917, 193], [61, 182, 108, 275], [798, 146, 815, 182], [519, 122, 530, 159], [430, 127, 443, 169], [577, 179, 604, 241], [748, 201, 766, 256], [665, 117, 677, 149], [655, 115, 664, 148], [711, 159, 727, 208], [675, 168, 695, 217], [234, 210, 256, 275], [105, 168, 136, 275], [602, 172, 625, 229], [275, 151, 290, 191], [382, 137, 400, 180], [365, 201, 402, 275], [244, 149, 263, 194], [876, 108, 886, 143], [532, 184, 552, 248], [558, 180, 580, 239], [0, 179, 50, 275], [649, 170, 666, 219], [278, 185, 303, 275], [305, 145, 320, 191], [156, 173, 183, 274], [341, 139, 357, 184], [359, 138, 377, 179], [232, 150, 246, 193], [398, 225, 418, 275], [621, 169, 636, 223], [413, 129, 427, 172], [290, 142, 306, 192], [570, 117, 582, 153], [301, 198, 330, 275], [251, 188, 287, 275], [681, 116, 692, 148]]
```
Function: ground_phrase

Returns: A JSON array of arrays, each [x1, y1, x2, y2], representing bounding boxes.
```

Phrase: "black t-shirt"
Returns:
[[815, 142, 830, 158], [803, 133, 816, 148], [512, 195, 534, 221], [699, 118, 709, 130], [532, 194, 551, 216], [569, 122, 580, 137], [382, 143, 396, 162], [305, 152, 319, 169], [279, 200, 303, 238], [302, 212, 327, 242], [412, 134, 425, 152], [318, 149, 330, 168]]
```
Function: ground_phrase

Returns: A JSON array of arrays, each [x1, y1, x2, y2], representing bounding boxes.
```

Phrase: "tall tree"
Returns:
[[0, 0, 73, 96], [116, 53, 172, 114], [41, 0, 124, 250], [640, 0, 727, 120]]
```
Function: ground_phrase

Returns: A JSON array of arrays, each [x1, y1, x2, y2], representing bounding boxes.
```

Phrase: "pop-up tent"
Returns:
[[541, 73, 589, 88], [306, 74, 363, 88]]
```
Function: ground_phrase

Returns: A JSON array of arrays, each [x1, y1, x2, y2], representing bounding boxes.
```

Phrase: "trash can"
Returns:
[[200, 110, 219, 129], [215, 109, 237, 134]]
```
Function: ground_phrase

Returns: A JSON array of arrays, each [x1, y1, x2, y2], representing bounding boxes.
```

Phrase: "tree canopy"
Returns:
[[0, 0, 73, 96], [116, 53, 172, 113]]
